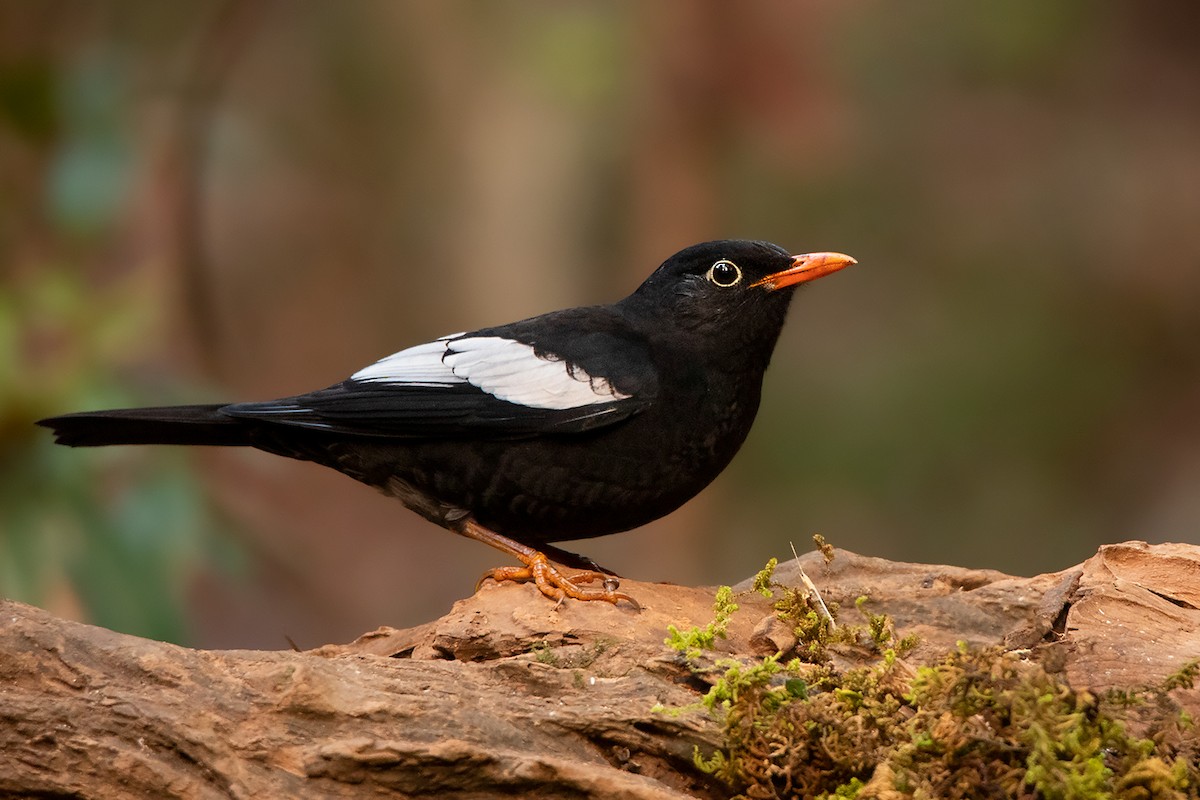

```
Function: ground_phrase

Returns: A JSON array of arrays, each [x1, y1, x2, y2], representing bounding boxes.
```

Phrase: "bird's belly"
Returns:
[[365, 425, 737, 544], [330, 378, 760, 546]]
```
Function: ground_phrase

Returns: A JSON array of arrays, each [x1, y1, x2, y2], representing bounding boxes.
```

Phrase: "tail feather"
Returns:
[[38, 404, 251, 448]]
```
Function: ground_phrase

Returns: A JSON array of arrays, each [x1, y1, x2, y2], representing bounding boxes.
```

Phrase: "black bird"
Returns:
[[39, 240, 854, 608]]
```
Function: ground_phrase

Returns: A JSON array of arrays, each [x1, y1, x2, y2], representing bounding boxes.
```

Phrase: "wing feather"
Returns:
[[225, 327, 654, 439]]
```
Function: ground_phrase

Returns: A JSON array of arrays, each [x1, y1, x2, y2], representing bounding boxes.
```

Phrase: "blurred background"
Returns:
[[2, 1, 1198, 648]]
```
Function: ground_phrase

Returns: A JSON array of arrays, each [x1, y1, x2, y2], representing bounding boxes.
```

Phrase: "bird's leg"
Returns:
[[459, 520, 640, 610], [537, 542, 619, 575]]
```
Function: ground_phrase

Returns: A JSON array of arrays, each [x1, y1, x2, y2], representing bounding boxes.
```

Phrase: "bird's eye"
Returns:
[[706, 259, 742, 287]]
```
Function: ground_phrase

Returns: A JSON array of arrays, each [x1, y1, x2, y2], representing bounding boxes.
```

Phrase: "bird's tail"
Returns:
[[38, 404, 251, 448]]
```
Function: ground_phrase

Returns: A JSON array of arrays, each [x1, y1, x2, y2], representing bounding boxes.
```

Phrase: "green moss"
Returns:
[[751, 557, 779, 598], [665, 584, 739, 660], [1163, 660, 1200, 693], [694, 645, 1199, 799], [766, 569, 918, 665], [663, 564, 1200, 799], [530, 639, 559, 666], [528, 636, 616, 671], [816, 776, 864, 799], [813, 533, 836, 564]]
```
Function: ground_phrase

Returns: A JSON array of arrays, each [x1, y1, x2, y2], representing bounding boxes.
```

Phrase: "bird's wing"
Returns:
[[222, 324, 657, 439]]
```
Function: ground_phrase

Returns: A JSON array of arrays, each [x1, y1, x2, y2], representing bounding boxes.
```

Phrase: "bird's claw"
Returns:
[[477, 554, 641, 610]]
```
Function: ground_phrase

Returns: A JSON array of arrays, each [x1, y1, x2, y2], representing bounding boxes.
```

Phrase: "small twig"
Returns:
[[790, 541, 836, 631]]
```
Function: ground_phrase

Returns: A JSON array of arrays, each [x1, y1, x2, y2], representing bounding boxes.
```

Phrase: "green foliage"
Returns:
[[527, 637, 616, 672], [759, 555, 919, 665], [661, 564, 1199, 799], [816, 777, 864, 800], [812, 533, 836, 564], [696, 647, 1199, 799], [856, 596, 920, 663], [665, 584, 739, 660], [530, 640, 559, 666], [698, 654, 803, 715], [1163, 660, 1200, 693], [751, 557, 778, 598]]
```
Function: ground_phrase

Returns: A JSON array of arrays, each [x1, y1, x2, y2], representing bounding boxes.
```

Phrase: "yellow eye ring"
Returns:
[[706, 259, 742, 287]]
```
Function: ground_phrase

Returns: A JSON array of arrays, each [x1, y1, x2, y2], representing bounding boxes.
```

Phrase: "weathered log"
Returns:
[[2, 541, 1197, 798]]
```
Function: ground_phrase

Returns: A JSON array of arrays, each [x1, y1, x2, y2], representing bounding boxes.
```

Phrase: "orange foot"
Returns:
[[458, 519, 640, 610], [478, 553, 641, 610]]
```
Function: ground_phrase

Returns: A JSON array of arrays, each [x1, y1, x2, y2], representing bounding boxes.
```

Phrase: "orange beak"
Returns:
[[751, 252, 857, 291]]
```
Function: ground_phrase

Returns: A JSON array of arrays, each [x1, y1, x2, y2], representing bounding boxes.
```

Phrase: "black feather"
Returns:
[[37, 405, 250, 447], [223, 381, 643, 439]]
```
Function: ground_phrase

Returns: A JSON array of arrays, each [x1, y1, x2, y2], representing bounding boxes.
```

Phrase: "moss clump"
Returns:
[[751, 558, 780, 598], [758, 557, 919, 665], [529, 639, 559, 666], [696, 645, 1200, 799], [664, 557, 1199, 799], [695, 652, 909, 797], [813, 533, 836, 564], [527, 636, 616, 671], [666, 585, 740, 660], [856, 595, 920, 663]]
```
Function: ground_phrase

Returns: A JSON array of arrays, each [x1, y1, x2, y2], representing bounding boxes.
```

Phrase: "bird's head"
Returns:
[[621, 240, 855, 362]]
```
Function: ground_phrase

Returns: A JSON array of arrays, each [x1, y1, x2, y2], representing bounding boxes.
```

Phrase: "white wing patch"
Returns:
[[350, 334, 462, 387], [350, 334, 631, 410]]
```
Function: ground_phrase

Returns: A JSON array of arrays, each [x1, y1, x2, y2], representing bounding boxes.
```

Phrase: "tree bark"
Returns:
[[2, 541, 1198, 799]]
